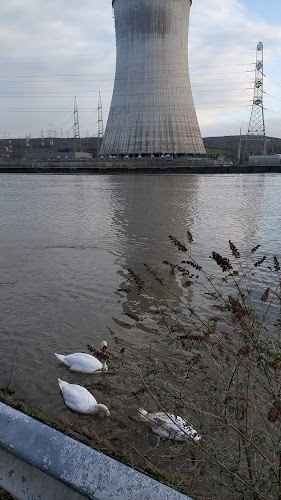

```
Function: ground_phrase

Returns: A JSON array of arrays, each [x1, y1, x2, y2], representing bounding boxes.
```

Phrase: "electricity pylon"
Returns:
[[243, 42, 266, 161]]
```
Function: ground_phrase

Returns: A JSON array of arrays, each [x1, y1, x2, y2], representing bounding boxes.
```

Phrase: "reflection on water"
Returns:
[[110, 175, 199, 344], [0, 173, 281, 427]]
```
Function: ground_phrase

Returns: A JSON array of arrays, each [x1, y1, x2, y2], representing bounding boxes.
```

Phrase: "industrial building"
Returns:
[[248, 155, 281, 166], [23, 152, 92, 162], [100, 0, 206, 157]]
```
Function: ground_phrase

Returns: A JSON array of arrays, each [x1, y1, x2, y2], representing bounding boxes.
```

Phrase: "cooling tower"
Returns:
[[100, 0, 206, 156]]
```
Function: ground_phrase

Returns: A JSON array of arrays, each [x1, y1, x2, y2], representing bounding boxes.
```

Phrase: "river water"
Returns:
[[0, 172, 281, 465]]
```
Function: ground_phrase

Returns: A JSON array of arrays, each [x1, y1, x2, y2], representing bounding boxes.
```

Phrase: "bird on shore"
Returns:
[[54, 341, 109, 373], [138, 409, 201, 442], [58, 378, 110, 416]]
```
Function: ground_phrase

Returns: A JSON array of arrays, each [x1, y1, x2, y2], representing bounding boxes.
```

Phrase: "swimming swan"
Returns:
[[139, 409, 201, 442], [55, 341, 108, 373], [58, 378, 110, 416]]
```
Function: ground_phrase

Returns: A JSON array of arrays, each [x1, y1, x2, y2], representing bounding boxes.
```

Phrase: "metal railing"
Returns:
[[0, 401, 192, 500]]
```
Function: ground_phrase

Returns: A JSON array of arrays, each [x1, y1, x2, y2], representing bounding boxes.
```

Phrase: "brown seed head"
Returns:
[[211, 252, 233, 272], [181, 260, 202, 271], [251, 244, 260, 253], [274, 256, 280, 272], [229, 295, 247, 318], [221, 331, 231, 341], [268, 401, 281, 423], [237, 345, 252, 357], [168, 235, 188, 252], [175, 264, 190, 276], [254, 256, 266, 267], [204, 324, 217, 337], [182, 280, 193, 288], [261, 287, 270, 303], [229, 240, 240, 259], [187, 231, 193, 243], [227, 392, 249, 402], [267, 360, 281, 371]]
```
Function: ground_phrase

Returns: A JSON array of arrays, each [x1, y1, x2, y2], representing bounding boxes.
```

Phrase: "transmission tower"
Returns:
[[48, 124, 54, 151], [25, 133, 31, 152], [5, 134, 13, 158], [97, 92, 104, 156], [41, 129, 45, 149], [243, 42, 266, 160], [73, 96, 81, 153], [248, 42, 265, 137], [98, 92, 104, 138]]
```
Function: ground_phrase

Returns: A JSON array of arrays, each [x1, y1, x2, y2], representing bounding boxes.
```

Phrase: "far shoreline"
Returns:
[[0, 160, 280, 175]]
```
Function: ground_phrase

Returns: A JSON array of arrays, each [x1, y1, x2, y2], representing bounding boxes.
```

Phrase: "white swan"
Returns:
[[139, 409, 201, 442], [58, 379, 110, 416], [54, 341, 108, 373]]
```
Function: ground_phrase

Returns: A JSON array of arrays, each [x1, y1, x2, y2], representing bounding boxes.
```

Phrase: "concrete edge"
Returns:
[[0, 447, 86, 500], [0, 402, 191, 500]]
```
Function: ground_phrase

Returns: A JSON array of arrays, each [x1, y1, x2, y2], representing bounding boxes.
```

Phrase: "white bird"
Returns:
[[58, 379, 110, 416], [54, 341, 108, 373], [139, 409, 201, 442]]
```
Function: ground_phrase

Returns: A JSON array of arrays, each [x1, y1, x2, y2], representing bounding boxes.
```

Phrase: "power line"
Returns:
[[190, 64, 255, 70], [193, 82, 253, 87], [0, 99, 252, 110], [0, 88, 253, 98], [263, 74, 281, 90], [0, 64, 255, 77], [0, 91, 114, 94], [0, 70, 256, 83], [53, 112, 75, 131], [0, 105, 248, 113], [0, 82, 254, 98], [0, 79, 113, 83], [264, 107, 281, 117], [196, 105, 250, 109], [0, 74, 114, 78], [263, 91, 281, 103], [0, 107, 99, 110], [195, 100, 251, 104]]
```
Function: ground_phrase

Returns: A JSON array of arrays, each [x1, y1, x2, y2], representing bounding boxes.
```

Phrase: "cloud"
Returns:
[[0, 0, 280, 139], [0, 0, 115, 137], [190, 0, 281, 137]]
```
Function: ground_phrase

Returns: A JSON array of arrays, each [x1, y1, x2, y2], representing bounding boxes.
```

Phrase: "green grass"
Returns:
[[205, 148, 234, 157], [0, 488, 16, 499]]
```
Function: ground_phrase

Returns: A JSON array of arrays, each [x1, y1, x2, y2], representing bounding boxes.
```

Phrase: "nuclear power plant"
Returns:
[[100, 0, 206, 157]]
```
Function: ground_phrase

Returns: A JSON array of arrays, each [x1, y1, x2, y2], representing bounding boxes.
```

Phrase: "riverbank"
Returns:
[[0, 159, 280, 174], [0, 389, 190, 498]]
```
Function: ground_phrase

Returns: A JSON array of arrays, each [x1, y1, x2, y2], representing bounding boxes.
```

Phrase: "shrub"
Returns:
[[117, 234, 281, 500]]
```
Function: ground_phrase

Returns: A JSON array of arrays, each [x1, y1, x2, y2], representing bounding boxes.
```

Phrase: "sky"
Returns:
[[0, 0, 281, 140]]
